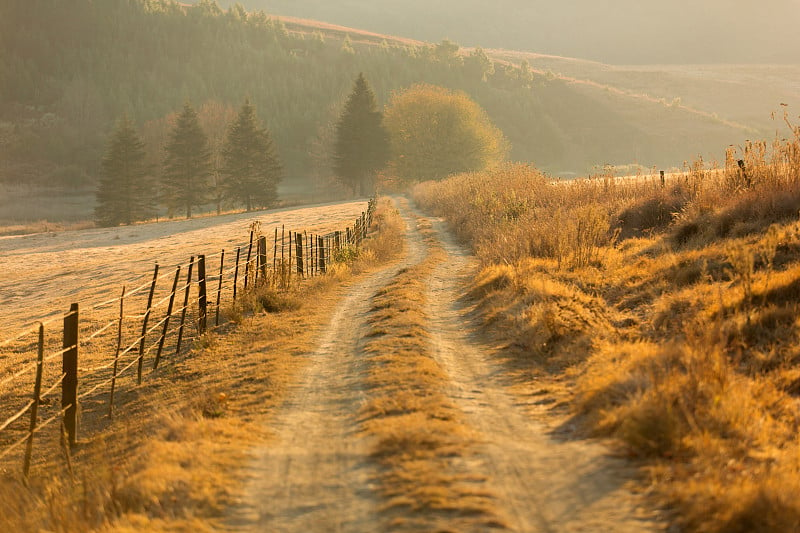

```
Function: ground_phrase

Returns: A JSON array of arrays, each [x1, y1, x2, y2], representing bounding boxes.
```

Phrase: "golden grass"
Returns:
[[412, 121, 800, 531], [359, 217, 506, 531], [0, 198, 403, 532]]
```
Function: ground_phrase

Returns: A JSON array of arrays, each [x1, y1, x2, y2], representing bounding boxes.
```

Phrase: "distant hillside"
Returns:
[[222, 0, 800, 65], [0, 0, 767, 215]]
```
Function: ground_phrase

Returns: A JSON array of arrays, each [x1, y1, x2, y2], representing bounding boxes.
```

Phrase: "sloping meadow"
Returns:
[[412, 128, 800, 532]]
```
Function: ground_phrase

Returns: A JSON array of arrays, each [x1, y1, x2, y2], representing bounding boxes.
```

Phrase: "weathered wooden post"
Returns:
[[232, 247, 241, 303], [243, 230, 254, 290], [318, 235, 326, 274], [137, 264, 159, 384], [272, 227, 278, 278], [258, 236, 267, 284], [175, 257, 194, 356], [295, 232, 305, 277], [197, 255, 208, 334], [23, 323, 45, 476], [154, 266, 181, 370], [362, 212, 367, 238], [660, 170, 665, 188], [62, 303, 79, 448]]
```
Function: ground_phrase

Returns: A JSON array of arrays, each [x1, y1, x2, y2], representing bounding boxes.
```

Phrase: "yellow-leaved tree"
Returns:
[[383, 83, 509, 183]]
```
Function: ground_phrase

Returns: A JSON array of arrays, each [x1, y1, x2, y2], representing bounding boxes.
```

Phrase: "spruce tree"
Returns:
[[162, 102, 212, 218], [95, 115, 155, 226], [221, 100, 282, 211], [333, 73, 390, 196]]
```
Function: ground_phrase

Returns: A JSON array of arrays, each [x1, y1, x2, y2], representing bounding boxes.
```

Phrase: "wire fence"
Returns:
[[0, 198, 376, 477]]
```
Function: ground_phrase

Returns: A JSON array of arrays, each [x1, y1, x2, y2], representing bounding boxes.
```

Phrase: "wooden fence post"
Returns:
[[233, 247, 240, 303], [295, 232, 304, 276], [23, 323, 44, 477], [137, 264, 159, 385], [335, 231, 340, 254], [346, 227, 351, 245], [318, 235, 326, 274], [244, 230, 254, 290], [362, 212, 367, 238], [175, 257, 194, 355], [308, 232, 313, 277], [288, 232, 293, 288], [197, 255, 208, 334], [660, 170, 665, 188], [272, 227, 278, 279], [109, 286, 125, 419], [216, 250, 225, 326], [62, 303, 79, 448], [258, 236, 267, 284], [154, 266, 181, 370]]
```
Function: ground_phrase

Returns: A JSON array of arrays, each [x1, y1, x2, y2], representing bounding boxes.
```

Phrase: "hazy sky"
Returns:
[[220, 0, 800, 64]]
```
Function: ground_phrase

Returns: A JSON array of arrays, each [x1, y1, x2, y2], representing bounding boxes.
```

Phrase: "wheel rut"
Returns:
[[225, 201, 661, 532]]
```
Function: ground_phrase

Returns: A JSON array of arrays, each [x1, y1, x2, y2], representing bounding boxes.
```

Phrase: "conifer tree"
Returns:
[[95, 115, 155, 226], [332, 73, 390, 196], [221, 100, 282, 211], [162, 102, 212, 218]]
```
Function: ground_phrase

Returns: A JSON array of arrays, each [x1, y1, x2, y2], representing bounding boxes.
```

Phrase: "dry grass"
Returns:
[[413, 119, 800, 531], [0, 198, 402, 531], [359, 217, 506, 531]]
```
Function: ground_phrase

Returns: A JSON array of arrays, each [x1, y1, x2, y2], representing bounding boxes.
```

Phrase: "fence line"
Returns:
[[0, 198, 376, 476]]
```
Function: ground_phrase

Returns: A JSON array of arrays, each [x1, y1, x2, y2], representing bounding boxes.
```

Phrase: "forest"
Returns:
[[1, 0, 745, 203]]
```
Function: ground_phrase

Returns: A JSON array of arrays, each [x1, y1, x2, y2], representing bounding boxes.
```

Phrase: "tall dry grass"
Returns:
[[413, 119, 800, 532]]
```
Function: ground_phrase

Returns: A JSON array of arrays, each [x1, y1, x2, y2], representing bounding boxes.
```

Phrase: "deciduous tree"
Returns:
[[383, 84, 509, 182]]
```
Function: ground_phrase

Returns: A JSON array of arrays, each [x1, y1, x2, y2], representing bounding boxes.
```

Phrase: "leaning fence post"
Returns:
[[197, 255, 208, 334], [137, 263, 159, 385], [154, 266, 181, 370], [175, 257, 194, 356], [62, 303, 79, 449], [23, 323, 45, 477], [109, 286, 125, 419], [215, 250, 225, 326], [362, 212, 367, 238], [244, 230, 254, 290]]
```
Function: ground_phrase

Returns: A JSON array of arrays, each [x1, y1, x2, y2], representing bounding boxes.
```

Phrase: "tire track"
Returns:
[[225, 202, 425, 532], [420, 212, 664, 532]]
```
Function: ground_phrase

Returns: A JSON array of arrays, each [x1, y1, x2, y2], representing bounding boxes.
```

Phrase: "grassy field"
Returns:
[[0, 199, 397, 531], [413, 121, 800, 532]]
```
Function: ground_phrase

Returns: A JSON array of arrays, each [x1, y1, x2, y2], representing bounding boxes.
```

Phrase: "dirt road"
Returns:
[[227, 201, 662, 532]]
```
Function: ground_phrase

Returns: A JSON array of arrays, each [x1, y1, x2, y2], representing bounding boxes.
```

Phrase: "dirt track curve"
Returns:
[[225, 200, 662, 532]]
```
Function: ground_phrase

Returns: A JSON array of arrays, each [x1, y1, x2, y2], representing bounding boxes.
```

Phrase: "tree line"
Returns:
[[98, 72, 507, 226], [96, 100, 280, 226]]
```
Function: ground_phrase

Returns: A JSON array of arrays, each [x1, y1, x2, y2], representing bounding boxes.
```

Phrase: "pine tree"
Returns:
[[162, 102, 212, 218], [333, 73, 390, 196], [95, 115, 155, 226], [221, 100, 282, 211]]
